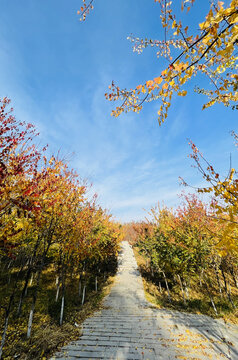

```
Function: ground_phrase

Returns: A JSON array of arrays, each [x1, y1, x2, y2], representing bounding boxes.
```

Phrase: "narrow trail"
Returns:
[[51, 241, 238, 360]]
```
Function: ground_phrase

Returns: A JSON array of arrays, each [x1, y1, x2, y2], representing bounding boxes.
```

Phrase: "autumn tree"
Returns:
[[181, 136, 238, 256], [0, 98, 43, 258]]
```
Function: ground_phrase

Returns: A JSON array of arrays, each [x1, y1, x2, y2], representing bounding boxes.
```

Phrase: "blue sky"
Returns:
[[0, 0, 237, 222]]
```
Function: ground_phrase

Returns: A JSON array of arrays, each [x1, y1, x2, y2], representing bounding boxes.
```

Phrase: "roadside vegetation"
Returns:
[[0, 269, 116, 360], [124, 193, 238, 324], [0, 98, 122, 359]]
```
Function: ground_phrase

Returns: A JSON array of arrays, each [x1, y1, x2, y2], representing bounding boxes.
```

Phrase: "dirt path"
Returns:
[[51, 241, 238, 360]]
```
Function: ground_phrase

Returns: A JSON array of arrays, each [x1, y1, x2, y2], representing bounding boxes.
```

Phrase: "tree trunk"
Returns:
[[55, 282, 60, 302], [78, 278, 82, 298], [177, 274, 186, 305], [162, 271, 171, 303], [221, 268, 228, 293], [7, 260, 13, 269], [26, 269, 41, 338], [158, 281, 162, 294], [59, 262, 66, 325], [95, 276, 98, 292], [17, 268, 33, 317], [82, 285, 86, 305], [29, 272, 34, 286], [27, 305, 35, 339], [199, 269, 204, 287], [227, 278, 236, 309], [59, 294, 65, 326], [214, 266, 223, 297], [203, 275, 218, 316], [184, 279, 190, 300], [221, 269, 235, 307]]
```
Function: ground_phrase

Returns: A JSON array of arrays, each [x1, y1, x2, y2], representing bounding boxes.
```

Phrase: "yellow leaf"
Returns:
[[146, 80, 154, 88], [230, 14, 238, 24], [172, 20, 177, 29], [141, 85, 146, 94], [178, 90, 187, 96]]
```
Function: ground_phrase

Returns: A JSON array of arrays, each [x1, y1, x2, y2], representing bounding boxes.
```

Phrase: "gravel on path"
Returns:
[[51, 241, 238, 360]]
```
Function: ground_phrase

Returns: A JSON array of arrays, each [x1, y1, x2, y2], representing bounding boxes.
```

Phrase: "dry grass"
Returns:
[[0, 270, 116, 360]]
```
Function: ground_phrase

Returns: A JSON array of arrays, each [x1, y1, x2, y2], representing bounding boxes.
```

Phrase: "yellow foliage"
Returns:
[[106, 0, 238, 124]]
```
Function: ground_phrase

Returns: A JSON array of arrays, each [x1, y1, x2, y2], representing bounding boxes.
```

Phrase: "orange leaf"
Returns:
[[154, 77, 163, 85]]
